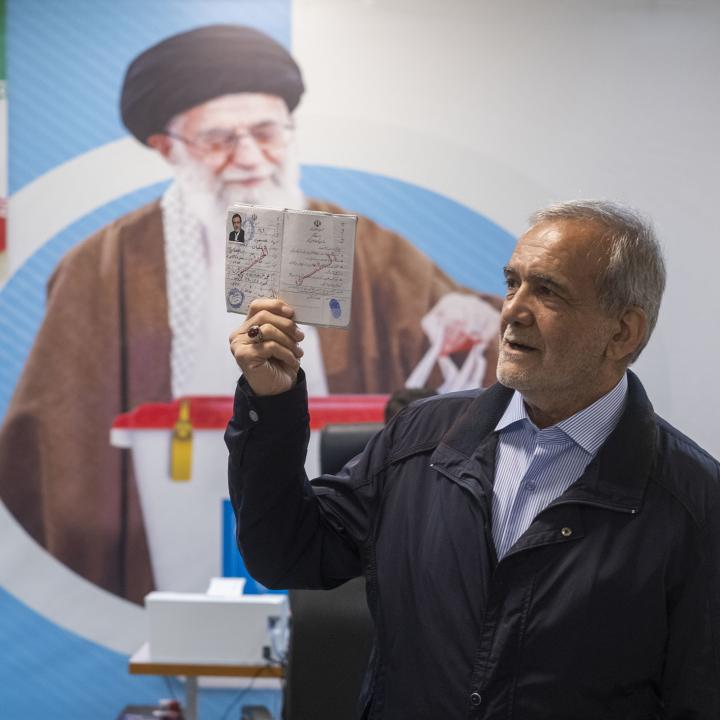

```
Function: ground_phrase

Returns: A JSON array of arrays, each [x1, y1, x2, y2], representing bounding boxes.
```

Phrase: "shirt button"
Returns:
[[560, 526, 572, 537], [470, 692, 482, 706], [248, 410, 259, 422], [524, 480, 536, 491]]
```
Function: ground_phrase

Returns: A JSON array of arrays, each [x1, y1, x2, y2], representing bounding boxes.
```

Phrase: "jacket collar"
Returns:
[[434, 371, 657, 512], [442, 381, 514, 458], [562, 371, 657, 511]]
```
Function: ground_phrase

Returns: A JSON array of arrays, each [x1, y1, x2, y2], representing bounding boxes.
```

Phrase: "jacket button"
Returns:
[[470, 692, 482, 706], [560, 526, 572, 537], [249, 410, 259, 422]]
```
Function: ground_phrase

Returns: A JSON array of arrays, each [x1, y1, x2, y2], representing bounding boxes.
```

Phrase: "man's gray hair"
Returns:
[[531, 200, 666, 364]]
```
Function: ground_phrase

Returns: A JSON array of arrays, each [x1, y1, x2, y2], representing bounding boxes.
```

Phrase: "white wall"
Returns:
[[294, 0, 720, 455]]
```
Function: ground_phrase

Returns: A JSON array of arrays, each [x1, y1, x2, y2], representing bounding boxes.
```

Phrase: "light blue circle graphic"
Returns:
[[0, 587, 282, 718], [300, 166, 514, 297], [0, 166, 515, 720]]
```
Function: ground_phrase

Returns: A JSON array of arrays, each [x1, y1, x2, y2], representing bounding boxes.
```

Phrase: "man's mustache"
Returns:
[[220, 169, 277, 184]]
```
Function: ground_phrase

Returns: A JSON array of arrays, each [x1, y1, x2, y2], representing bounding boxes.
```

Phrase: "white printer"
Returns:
[[145, 579, 289, 664]]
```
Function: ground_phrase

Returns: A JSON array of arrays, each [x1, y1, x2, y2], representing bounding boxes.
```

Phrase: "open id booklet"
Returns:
[[225, 204, 357, 327]]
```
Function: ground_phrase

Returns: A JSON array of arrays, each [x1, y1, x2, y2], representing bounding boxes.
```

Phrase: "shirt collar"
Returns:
[[494, 373, 629, 456], [494, 389, 528, 433]]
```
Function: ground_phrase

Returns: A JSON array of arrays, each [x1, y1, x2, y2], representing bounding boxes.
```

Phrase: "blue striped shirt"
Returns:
[[491, 374, 628, 560]]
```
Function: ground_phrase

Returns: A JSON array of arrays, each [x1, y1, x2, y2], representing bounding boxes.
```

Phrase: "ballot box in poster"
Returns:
[[111, 395, 386, 593]]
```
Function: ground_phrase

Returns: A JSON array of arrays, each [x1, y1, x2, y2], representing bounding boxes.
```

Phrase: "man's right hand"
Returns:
[[229, 298, 305, 396]]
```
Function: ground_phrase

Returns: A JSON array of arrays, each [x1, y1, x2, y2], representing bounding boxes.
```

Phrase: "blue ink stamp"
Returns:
[[329, 298, 342, 319], [227, 287, 245, 310]]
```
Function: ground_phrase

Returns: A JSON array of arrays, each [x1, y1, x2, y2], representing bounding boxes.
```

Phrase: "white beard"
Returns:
[[169, 139, 305, 265], [161, 140, 328, 399]]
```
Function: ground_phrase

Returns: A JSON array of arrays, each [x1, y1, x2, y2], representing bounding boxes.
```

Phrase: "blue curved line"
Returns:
[[0, 165, 514, 717], [0, 587, 282, 719]]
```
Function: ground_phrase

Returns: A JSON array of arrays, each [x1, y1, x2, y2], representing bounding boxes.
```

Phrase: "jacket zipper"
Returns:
[[429, 462, 488, 506], [431, 463, 638, 516], [545, 498, 639, 515]]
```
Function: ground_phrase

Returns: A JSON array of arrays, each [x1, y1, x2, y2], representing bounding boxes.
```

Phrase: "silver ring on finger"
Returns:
[[247, 324, 264, 344]]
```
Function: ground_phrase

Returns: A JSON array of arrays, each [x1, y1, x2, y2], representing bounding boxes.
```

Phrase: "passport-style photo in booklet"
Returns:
[[225, 204, 357, 327]]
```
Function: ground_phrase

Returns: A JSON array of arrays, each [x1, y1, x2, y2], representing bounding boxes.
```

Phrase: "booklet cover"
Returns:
[[225, 204, 357, 327]]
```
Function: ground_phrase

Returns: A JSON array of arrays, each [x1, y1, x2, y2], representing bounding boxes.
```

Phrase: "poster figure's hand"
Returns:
[[406, 293, 501, 391], [229, 298, 304, 396], [421, 293, 500, 356]]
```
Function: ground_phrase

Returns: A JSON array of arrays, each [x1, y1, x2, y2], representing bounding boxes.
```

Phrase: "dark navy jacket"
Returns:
[[226, 370, 720, 719]]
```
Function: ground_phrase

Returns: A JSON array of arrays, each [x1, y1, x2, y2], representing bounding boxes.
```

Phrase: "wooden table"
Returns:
[[129, 642, 283, 720]]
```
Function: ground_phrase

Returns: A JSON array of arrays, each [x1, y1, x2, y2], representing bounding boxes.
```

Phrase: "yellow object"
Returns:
[[170, 400, 193, 481]]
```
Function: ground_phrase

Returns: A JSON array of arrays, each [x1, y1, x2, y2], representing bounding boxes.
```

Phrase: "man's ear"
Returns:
[[607, 306, 647, 363], [146, 133, 174, 161]]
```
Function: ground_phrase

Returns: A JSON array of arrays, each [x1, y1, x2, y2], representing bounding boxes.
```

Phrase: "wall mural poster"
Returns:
[[0, 3, 510, 600], [0, 0, 6, 281], [0, 1, 512, 717]]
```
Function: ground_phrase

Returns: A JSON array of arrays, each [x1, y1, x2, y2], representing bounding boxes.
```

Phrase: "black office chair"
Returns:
[[318, 422, 383, 476], [282, 422, 381, 720]]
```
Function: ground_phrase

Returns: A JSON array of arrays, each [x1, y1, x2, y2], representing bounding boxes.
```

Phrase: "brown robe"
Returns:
[[0, 199, 500, 602]]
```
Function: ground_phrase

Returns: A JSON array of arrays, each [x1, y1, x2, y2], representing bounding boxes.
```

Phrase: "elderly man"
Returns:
[[0, 25, 500, 601], [228, 200, 720, 719]]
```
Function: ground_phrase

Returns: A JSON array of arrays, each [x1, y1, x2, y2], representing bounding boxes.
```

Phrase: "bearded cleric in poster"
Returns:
[[0, 25, 502, 601]]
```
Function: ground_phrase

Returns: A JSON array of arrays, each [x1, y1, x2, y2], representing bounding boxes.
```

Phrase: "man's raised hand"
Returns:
[[229, 298, 304, 396]]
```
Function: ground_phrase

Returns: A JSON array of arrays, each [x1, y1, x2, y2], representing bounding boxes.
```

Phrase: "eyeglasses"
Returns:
[[166, 122, 294, 160]]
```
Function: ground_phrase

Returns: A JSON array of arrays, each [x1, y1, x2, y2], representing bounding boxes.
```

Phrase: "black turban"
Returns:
[[120, 25, 304, 144]]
